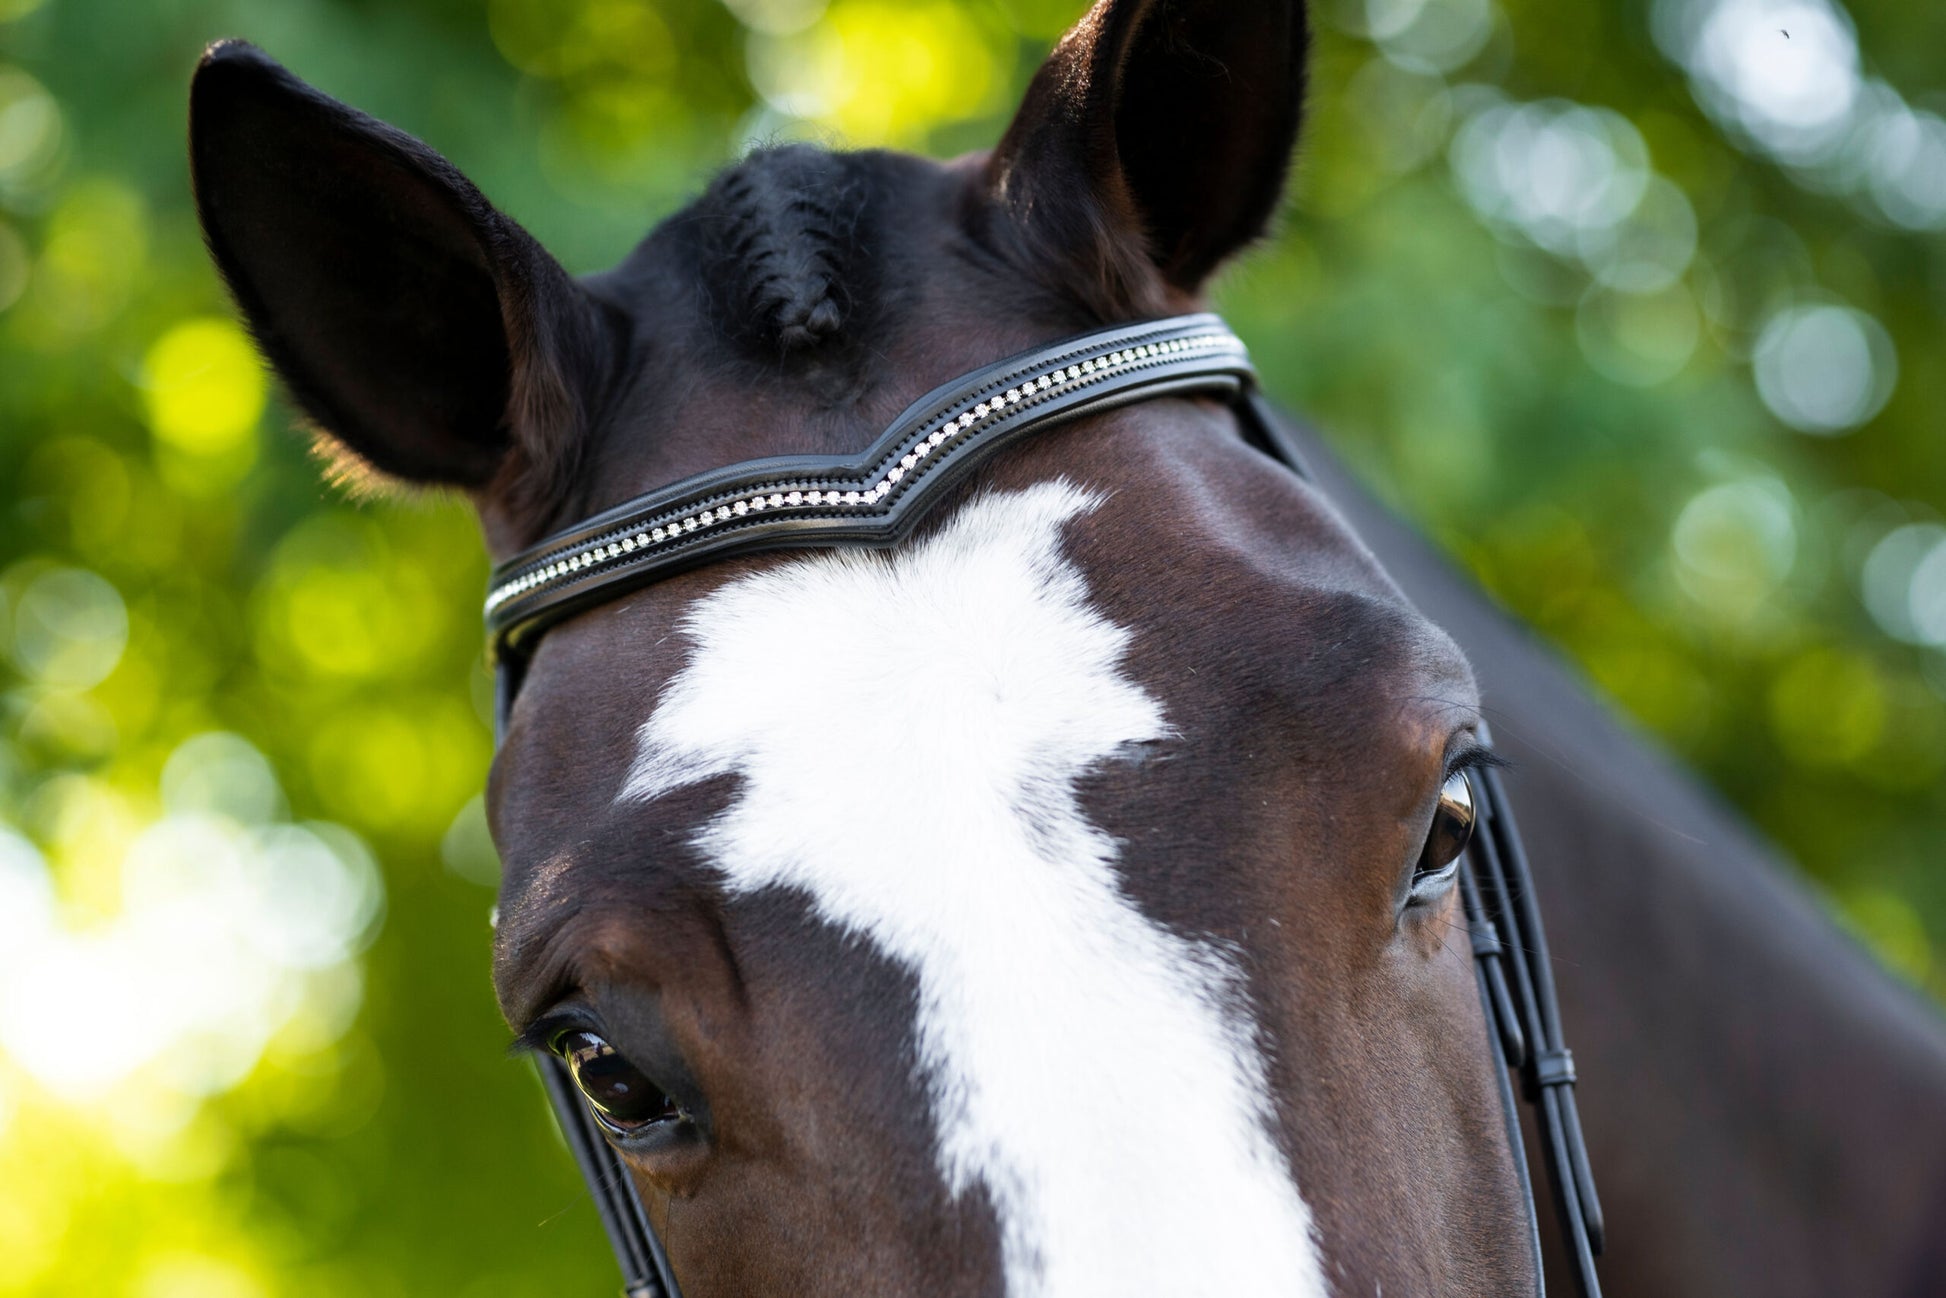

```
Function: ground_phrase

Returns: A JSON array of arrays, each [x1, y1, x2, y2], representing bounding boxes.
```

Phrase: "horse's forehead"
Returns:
[[492, 420, 1471, 924], [598, 478, 1330, 1295], [488, 443, 1464, 1293], [618, 479, 1162, 822]]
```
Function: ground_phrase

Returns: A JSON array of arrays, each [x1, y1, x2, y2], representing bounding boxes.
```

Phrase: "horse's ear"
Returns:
[[189, 41, 613, 501], [988, 0, 1307, 299]]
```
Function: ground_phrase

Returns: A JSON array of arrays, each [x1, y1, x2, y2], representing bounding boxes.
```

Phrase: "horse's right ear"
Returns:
[[189, 41, 614, 509]]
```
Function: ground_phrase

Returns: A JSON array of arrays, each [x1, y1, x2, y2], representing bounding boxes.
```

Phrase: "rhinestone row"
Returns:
[[486, 331, 1236, 614]]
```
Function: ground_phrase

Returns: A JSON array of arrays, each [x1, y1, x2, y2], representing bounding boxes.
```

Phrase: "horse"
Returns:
[[186, 0, 1946, 1293]]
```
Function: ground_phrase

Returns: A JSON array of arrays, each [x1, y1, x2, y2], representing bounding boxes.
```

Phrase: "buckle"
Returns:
[[1533, 1048, 1577, 1088], [1468, 917, 1504, 959]]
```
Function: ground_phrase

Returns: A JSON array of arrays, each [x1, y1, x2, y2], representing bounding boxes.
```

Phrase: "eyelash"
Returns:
[[1445, 746, 1509, 783], [510, 1008, 594, 1059]]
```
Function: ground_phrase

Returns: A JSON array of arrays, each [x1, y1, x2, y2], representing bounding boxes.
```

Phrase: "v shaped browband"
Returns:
[[487, 314, 1252, 664]]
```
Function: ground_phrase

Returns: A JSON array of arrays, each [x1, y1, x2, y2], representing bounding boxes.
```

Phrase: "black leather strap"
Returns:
[[487, 315, 1252, 663], [1463, 736, 1606, 1296], [1468, 882, 1547, 1295], [537, 1055, 681, 1298]]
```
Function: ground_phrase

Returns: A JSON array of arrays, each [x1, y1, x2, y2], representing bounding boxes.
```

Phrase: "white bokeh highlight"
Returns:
[[0, 734, 381, 1105], [1862, 523, 1946, 647], [1752, 303, 1897, 435], [8, 566, 127, 690], [1453, 99, 1652, 257], [1654, 0, 1946, 226], [1365, 0, 1496, 75], [1671, 477, 1800, 617]]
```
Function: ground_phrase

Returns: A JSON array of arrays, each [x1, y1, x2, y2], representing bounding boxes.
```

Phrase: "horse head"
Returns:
[[190, 1, 1535, 1292]]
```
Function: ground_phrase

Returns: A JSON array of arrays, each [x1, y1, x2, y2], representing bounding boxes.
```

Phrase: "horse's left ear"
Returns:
[[988, 0, 1307, 299]]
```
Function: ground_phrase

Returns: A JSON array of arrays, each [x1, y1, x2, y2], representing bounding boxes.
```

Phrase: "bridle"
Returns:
[[483, 314, 1606, 1298], [486, 315, 1605, 1297]]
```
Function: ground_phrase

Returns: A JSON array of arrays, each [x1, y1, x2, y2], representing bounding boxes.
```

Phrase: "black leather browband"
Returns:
[[486, 314, 1252, 662]]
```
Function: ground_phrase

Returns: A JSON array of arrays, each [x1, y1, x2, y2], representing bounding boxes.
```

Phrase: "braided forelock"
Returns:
[[708, 146, 862, 354]]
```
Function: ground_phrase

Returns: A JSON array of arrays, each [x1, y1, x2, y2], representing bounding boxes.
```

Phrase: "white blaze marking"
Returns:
[[623, 481, 1326, 1298]]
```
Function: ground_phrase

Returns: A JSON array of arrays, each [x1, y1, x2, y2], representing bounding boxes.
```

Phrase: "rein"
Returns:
[[485, 314, 1605, 1298]]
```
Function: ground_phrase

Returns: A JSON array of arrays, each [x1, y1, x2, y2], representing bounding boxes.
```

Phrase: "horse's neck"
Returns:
[[1276, 416, 1946, 1298]]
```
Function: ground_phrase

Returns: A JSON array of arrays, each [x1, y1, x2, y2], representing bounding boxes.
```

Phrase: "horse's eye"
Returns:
[[556, 1030, 686, 1132], [1414, 770, 1477, 886]]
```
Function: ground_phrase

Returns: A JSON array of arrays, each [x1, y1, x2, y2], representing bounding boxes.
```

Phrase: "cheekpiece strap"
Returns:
[[485, 314, 1252, 661]]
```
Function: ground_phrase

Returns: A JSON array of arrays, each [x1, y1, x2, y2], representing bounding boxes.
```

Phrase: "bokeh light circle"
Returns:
[[1861, 523, 1946, 646], [141, 317, 267, 457], [1367, 0, 1495, 74], [1574, 282, 1700, 387], [8, 566, 127, 689], [1677, 0, 1861, 163], [722, 0, 828, 35], [0, 66, 63, 188], [1452, 98, 1651, 258], [1865, 107, 1946, 231], [1580, 175, 1698, 293], [162, 732, 286, 826], [1672, 477, 1799, 617], [1752, 303, 1895, 434]]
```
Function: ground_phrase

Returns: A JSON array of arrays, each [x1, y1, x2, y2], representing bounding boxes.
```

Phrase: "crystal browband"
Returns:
[[486, 314, 1253, 660]]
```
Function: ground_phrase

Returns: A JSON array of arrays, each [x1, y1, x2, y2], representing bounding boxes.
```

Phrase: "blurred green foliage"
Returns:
[[0, 0, 1942, 1291]]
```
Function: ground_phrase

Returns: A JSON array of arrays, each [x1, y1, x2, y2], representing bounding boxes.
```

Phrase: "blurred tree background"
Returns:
[[0, 0, 1941, 1291]]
